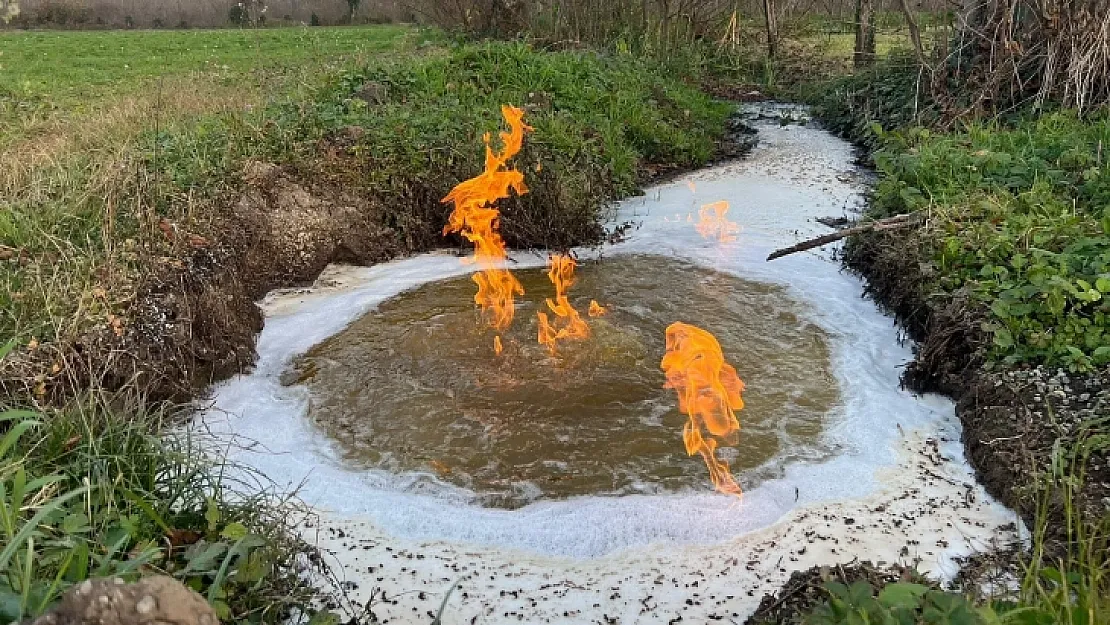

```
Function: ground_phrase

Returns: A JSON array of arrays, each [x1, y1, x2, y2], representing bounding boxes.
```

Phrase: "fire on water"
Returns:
[[441, 105, 531, 354], [661, 322, 745, 497]]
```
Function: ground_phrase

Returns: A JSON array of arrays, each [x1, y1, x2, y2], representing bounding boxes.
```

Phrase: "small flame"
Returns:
[[695, 201, 740, 243], [588, 300, 607, 317], [442, 106, 532, 352], [537, 254, 590, 354], [660, 322, 745, 497]]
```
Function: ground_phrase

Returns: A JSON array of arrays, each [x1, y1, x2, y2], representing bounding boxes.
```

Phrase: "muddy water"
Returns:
[[289, 255, 839, 508]]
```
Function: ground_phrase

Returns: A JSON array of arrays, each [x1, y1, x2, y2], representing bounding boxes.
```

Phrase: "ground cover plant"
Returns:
[[868, 112, 1110, 371], [0, 344, 318, 623], [801, 21, 1110, 625]]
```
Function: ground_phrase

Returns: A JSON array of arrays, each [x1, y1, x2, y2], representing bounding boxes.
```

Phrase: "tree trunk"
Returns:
[[761, 0, 777, 58], [898, 0, 927, 67], [853, 0, 875, 67]]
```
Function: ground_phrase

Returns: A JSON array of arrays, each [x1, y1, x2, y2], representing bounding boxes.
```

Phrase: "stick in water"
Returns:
[[766, 213, 919, 261]]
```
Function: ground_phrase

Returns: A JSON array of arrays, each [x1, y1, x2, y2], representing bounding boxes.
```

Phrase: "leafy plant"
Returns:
[[840, 102, 1110, 370], [0, 402, 321, 623]]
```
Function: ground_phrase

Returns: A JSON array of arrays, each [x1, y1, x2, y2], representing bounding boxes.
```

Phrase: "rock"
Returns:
[[28, 576, 219, 625]]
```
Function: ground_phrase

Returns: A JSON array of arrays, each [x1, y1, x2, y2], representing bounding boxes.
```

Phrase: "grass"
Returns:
[[0, 25, 416, 142], [1, 36, 731, 403], [0, 341, 319, 623], [0, 25, 432, 395], [815, 61, 1110, 371]]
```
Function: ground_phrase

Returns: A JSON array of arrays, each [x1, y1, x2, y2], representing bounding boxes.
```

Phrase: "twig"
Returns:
[[765, 213, 920, 261]]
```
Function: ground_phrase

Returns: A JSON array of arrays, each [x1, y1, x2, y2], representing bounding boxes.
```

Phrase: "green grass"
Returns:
[[0, 342, 319, 622], [814, 58, 1110, 370], [0, 38, 730, 378], [0, 25, 425, 374], [0, 25, 416, 137]]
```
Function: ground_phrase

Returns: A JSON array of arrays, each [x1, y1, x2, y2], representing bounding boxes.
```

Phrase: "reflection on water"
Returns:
[[289, 255, 840, 508]]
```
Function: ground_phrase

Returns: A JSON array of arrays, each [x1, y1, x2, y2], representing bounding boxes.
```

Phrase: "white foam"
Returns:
[[195, 111, 1019, 577]]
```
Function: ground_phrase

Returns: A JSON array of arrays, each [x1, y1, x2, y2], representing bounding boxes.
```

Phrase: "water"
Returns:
[[195, 106, 1019, 562], [290, 255, 839, 507]]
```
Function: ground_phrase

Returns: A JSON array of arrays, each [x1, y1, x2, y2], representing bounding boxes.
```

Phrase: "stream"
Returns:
[[195, 104, 1021, 624]]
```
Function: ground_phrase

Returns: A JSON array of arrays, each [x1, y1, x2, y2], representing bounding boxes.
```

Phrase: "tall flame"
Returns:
[[537, 254, 590, 354], [695, 201, 740, 243], [442, 106, 532, 352], [660, 322, 745, 497]]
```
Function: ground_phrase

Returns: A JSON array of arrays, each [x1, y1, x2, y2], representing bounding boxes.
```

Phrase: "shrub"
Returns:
[[149, 41, 731, 252], [866, 112, 1110, 370]]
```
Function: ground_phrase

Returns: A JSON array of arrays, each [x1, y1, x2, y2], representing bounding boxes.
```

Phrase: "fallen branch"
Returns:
[[766, 213, 920, 261]]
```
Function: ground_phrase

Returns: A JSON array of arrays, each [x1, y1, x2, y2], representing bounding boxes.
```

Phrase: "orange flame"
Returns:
[[442, 106, 532, 351], [695, 201, 740, 243], [588, 300, 607, 317], [660, 322, 745, 497], [537, 254, 590, 354]]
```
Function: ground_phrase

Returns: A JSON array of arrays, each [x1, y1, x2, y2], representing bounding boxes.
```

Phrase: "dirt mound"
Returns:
[[745, 563, 928, 625], [28, 576, 218, 625], [44, 160, 416, 404]]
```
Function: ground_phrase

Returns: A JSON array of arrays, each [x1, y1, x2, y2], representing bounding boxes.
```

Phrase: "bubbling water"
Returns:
[[288, 255, 840, 508]]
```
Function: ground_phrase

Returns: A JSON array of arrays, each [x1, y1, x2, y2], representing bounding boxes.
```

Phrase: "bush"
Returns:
[[807, 53, 933, 152], [866, 112, 1110, 370]]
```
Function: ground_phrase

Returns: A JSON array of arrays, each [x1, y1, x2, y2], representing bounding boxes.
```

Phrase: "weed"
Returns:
[[0, 388, 321, 622]]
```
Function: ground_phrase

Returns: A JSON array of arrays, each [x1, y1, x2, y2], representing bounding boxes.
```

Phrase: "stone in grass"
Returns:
[[27, 576, 219, 625]]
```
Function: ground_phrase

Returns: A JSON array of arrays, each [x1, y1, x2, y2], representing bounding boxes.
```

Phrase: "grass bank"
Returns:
[[1, 32, 733, 404]]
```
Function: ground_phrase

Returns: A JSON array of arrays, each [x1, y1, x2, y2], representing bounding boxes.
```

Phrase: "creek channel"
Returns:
[[195, 104, 1022, 623]]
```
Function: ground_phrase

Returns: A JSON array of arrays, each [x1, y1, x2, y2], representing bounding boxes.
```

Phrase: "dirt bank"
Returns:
[[2, 110, 755, 408], [844, 223, 1110, 540]]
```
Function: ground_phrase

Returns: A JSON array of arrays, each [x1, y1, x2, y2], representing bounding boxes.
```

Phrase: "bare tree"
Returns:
[[761, 0, 777, 58]]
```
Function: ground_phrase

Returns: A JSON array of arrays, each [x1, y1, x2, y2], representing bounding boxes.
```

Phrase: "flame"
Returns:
[[442, 106, 532, 351], [695, 201, 740, 243], [537, 254, 590, 353], [660, 322, 745, 497], [588, 300, 607, 317]]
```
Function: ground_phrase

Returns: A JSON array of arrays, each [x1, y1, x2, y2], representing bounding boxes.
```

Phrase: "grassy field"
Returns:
[[0, 25, 416, 136]]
